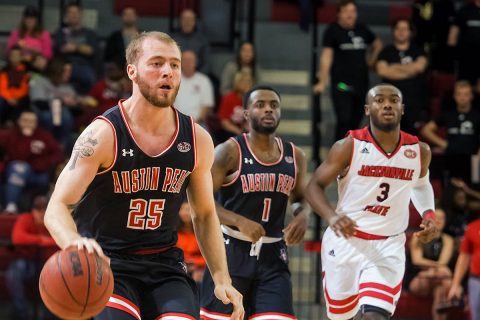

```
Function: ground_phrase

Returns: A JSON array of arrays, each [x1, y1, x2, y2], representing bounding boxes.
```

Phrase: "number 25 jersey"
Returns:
[[73, 103, 195, 252]]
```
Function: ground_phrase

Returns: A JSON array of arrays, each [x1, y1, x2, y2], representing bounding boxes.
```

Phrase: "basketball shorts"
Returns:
[[200, 236, 296, 320], [95, 247, 199, 320], [321, 227, 406, 320]]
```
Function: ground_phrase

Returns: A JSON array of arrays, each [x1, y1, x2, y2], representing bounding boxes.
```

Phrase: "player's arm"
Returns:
[[411, 142, 438, 243], [211, 139, 265, 242], [305, 137, 357, 238], [44, 119, 114, 259], [283, 146, 309, 246], [313, 47, 333, 94], [187, 125, 244, 320]]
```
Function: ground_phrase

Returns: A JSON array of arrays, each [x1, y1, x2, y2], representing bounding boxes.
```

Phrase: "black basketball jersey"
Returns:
[[74, 104, 196, 252], [218, 134, 297, 237]]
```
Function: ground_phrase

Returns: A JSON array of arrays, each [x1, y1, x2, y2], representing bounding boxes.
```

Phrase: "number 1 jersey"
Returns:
[[218, 134, 297, 238], [337, 127, 422, 236]]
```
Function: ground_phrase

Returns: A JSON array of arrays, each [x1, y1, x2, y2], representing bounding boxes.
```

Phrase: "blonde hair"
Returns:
[[125, 31, 179, 65]]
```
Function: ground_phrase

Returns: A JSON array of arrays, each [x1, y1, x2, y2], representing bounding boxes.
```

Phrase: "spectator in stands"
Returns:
[[448, 216, 480, 320], [420, 81, 480, 184], [376, 18, 428, 134], [78, 61, 131, 128], [175, 50, 214, 126], [104, 6, 139, 68], [5, 195, 57, 320], [408, 208, 454, 320], [313, 0, 382, 141], [217, 71, 253, 138], [6, 5, 52, 65], [448, 0, 480, 87], [172, 8, 211, 74], [220, 41, 257, 96], [412, 0, 455, 73], [176, 201, 206, 283], [0, 110, 63, 213], [29, 58, 76, 150], [0, 46, 30, 125], [53, 3, 99, 94]]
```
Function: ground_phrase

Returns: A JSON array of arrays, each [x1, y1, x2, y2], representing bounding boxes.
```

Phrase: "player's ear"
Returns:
[[401, 103, 405, 115], [244, 109, 249, 120], [364, 104, 370, 116], [127, 64, 137, 81]]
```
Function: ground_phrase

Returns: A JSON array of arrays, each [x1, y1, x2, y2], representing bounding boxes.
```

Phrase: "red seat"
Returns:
[[428, 71, 456, 98]]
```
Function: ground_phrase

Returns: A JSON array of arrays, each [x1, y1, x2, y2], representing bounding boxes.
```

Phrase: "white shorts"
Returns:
[[321, 228, 406, 320]]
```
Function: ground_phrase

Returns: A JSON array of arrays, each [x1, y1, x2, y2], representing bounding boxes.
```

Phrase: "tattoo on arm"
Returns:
[[69, 131, 98, 170]]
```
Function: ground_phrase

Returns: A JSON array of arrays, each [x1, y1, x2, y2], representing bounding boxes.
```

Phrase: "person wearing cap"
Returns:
[[7, 5, 52, 64], [5, 195, 58, 320]]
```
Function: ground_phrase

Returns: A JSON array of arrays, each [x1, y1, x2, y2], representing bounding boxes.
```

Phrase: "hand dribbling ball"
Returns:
[[39, 246, 114, 319]]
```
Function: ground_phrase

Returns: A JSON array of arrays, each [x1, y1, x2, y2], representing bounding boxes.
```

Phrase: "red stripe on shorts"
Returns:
[[359, 290, 394, 304], [359, 281, 402, 295]]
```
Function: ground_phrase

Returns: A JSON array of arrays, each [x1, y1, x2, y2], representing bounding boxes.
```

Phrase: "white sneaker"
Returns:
[[4, 203, 17, 214]]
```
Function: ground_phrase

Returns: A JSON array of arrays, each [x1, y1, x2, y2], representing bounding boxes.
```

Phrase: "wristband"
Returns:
[[423, 210, 436, 221], [291, 202, 303, 216]]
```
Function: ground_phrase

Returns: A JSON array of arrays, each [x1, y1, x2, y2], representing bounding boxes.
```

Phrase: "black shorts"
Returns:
[[95, 247, 199, 320], [200, 236, 295, 319]]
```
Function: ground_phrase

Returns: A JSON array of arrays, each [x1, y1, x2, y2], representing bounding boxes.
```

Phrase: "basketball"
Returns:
[[39, 246, 114, 319]]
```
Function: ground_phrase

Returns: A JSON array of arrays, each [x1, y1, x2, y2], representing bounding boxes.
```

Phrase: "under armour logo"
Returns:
[[328, 249, 335, 257], [224, 238, 230, 245], [360, 147, 369, 154], [244, 158, 253, 164], [122, 149, 134, 157]]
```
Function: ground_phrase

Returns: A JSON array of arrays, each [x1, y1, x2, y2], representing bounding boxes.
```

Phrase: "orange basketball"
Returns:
[[39, 246, 114, 319]]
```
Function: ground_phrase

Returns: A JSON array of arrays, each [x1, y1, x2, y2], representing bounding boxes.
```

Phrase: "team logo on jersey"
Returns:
[[179, 262, 188, 274], [404, 149, 417, 159], [177, 142, 191, 152], [284, 156, 294, 163], [360, 147, 369, 154], [122, 149, 134, 157], [328, 249, 335, 257], [244, 158, 253, 164]]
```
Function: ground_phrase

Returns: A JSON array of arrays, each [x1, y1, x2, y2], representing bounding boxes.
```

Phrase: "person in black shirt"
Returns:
[[313, 0, 382, 141], [44, 31, 244, 320], [376, 18, 428, 134], [200, 85, 309, 319], [421, 80, 480, 183], [447, 0, 480, 86]]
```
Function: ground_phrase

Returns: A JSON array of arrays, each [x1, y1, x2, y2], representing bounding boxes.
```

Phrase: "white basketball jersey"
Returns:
[[337, 127, 422, 236]]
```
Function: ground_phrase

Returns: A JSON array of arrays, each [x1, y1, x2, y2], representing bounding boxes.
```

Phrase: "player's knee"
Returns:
[[358, 304, 390, 320]]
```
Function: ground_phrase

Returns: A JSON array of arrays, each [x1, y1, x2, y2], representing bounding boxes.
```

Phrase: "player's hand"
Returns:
[[237, 217, 266, 243], [328, 214, 357, 238], [283, 213, 309, 246], [415, 218, 439, 244], [68, 237, 110, 264], [214, 284, 244, 320], [447, 283, 463, 301]]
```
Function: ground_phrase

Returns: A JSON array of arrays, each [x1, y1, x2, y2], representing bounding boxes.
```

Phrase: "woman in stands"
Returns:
[[7, 5, 52, 65], [220, 41, 257, 95], [408, 208, 454, 320]]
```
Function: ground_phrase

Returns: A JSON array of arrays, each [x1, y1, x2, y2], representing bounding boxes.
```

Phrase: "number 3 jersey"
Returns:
[[73, 103, 196, 252], [337, 127, 422, 236], [218, 134, 297, 238]]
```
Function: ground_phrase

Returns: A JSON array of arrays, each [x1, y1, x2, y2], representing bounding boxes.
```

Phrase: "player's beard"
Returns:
[[137, 74, 179, 108], [251, 116, 280, 134]]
